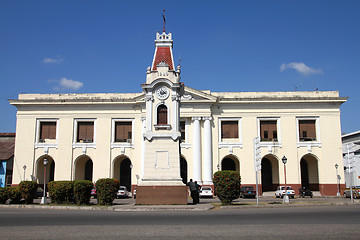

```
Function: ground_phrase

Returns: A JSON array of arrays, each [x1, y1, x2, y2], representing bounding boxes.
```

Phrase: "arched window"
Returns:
[[157, 105, 168, 125]]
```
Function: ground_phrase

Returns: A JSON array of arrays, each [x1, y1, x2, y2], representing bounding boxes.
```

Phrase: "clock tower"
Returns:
[[136, 30, 187, 204]]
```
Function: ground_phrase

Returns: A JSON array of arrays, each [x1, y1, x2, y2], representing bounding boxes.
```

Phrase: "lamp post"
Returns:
[[23, 165, 26, 181], [130, 163, 133, 192], [282, 156, 290, 203], [335, 163, 340, 197], [40, 158, 49, 204]]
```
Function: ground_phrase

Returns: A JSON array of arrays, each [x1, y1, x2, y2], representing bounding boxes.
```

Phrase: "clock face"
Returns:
[[156, 86, 169, 100]]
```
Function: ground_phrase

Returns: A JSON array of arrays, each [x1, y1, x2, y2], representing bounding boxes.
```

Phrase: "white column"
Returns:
[[172, 94, 180, 131], [203, 116, 213, 185], [140, 117, 146, 180], [192, 117, 202, 183], [145, 94, 153, 131]]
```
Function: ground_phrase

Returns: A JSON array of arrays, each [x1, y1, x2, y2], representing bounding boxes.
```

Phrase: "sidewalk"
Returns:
[[0, 196, 359, 212]]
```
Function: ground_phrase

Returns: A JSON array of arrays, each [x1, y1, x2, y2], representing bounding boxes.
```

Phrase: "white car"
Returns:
[[199, 186, 213, 198], [275, 186, 295, 198], [117, 186, 129, 198]]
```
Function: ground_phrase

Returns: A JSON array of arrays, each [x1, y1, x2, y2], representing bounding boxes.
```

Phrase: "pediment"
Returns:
[[181, 86, 217, 102]]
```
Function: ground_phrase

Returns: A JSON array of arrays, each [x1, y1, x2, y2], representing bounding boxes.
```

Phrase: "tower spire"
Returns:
[[162, 9, 166, 33]]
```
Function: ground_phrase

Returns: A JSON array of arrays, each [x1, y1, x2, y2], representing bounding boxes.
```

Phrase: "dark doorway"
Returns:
[[300, 158, 309, 189], [85, 160, 93, 182], [180, 157, 187, 184], [222, 158, 236, 171], [261, 158, 273, 191], [49, 161, 55, 182], [120, 158, 132, 191]]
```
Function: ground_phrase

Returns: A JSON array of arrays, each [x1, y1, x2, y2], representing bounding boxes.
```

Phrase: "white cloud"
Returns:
[[50, 77, 83, 91], [43, 56, 63, 64], [280, 62, 323, 76]]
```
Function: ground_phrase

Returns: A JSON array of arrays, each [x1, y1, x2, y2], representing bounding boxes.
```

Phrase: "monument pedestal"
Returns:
[[136, 185, 188, 205]]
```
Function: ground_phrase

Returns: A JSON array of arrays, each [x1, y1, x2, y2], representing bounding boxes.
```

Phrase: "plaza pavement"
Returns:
[[0, 195, 359, 212]]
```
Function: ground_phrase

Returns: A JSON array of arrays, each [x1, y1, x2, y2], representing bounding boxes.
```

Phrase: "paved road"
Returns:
[[1, 204, 359, 239]]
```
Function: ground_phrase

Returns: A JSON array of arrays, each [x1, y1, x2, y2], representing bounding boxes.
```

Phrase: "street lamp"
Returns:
[[40, 158, 49, 204], [335, 163, 340, 197], [23, 165, 26, 181], [282, 156, 290, 203]]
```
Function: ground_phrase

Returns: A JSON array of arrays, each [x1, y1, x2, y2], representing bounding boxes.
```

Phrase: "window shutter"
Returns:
[[77, 122, 94, 142], [221, 121, 238, 139], [157, 105, 167, 125], [260, 121, 277, 140], [115, 122, 132, 142], [40, 122, 56, 139], [299, 120, 316, 140], [180, 121, 186, 142]]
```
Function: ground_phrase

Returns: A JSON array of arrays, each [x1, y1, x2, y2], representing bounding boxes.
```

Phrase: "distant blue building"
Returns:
[[0, 133, 15, 187]]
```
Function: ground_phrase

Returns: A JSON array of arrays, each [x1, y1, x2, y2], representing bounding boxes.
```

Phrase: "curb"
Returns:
[[220, 201, 360, 209], [0, 203, 214, 212], [0, 201, 358, 212], [0, 204, 113, 211]]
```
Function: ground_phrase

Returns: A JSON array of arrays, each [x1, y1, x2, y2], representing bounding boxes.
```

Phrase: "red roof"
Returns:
[[0, 133, 15, 137], [0, 141, 15, 160], [152, 47, 173, 71]]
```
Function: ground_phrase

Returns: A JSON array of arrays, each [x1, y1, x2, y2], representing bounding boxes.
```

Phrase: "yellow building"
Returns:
[[9, 30, 347, 197]]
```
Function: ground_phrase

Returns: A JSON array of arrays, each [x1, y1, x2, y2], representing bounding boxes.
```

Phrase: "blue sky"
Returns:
[[0, 0, 359, 134]]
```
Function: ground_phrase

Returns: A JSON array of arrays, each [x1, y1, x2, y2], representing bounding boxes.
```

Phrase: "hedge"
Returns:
[[95, 178, 120, 205], [48, 181, 74, 204], [8, 186, 22, 204], [73, 180, 93, 205], [19, 181, 37, 204], [213, 170, 241, 205], [0, 187, 9, 204]]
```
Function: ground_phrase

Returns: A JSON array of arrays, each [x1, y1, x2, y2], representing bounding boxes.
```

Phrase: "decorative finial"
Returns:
[[162, 9, 166, 33]]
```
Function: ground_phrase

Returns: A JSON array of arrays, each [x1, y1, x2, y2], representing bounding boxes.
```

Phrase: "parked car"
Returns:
[[343, 187, 360, 198], [275, 186, 295, 198], [240, 186, 256, 198], [117, 186, 129, 198], [91, 187, 97, 198], [199, 186, 213, 198]]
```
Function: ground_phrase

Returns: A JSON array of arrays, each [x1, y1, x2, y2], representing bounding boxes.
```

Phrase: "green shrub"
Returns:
[[48, 181, 74, 204], [8, 186, 22, 204], [19, 181, 37, 204], [213, 170, 241, 205], [95, 178, 120, 205], [0, 187, 9, 204], [73, 180, 93, 205]]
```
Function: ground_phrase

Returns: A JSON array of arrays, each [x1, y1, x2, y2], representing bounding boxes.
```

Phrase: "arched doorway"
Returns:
[[180, 157, 187, 184], [221, 155, 240, 172], [300, 154, 319, 191], [74, 155, 93, 182], [261, 155, 280, 192], [120, 158, 132, 191], [36, 155, 55, 184], [113, 155, 132, 191], [84, 159, 93, 181]]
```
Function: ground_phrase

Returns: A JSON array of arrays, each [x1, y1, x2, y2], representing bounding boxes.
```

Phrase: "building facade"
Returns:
[[9, 30, 347, 196], [0, 133, 15, 188], [342, 131, 360, 188]]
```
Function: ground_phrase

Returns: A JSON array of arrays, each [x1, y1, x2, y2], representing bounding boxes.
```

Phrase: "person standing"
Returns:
[[186, 179, 197, 204], [195, 181, 201, 204]]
